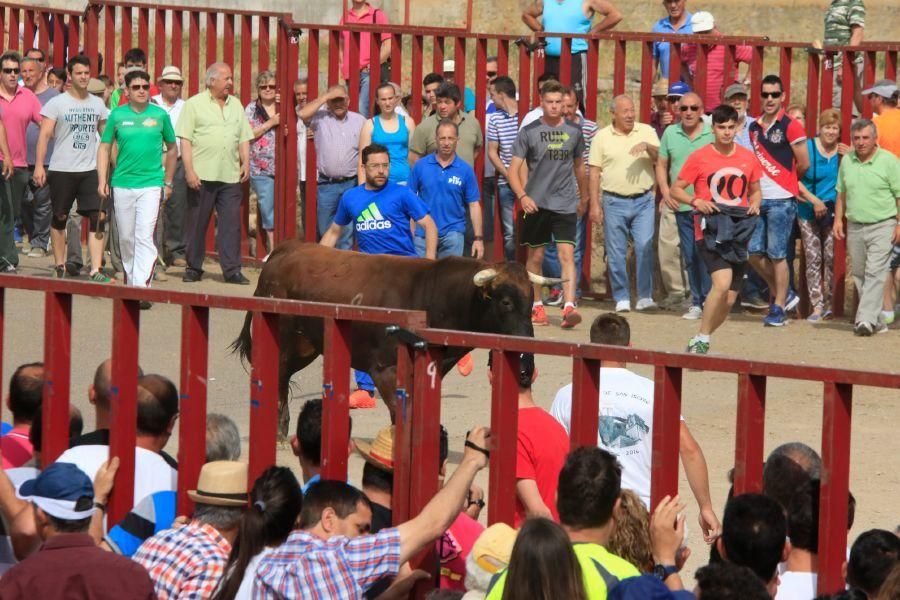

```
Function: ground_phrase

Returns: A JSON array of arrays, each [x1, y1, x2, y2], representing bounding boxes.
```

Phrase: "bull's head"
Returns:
[[471, 263, 562, 338]]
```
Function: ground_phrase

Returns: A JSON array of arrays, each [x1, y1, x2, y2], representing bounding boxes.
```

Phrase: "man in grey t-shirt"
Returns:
[[33, 55, 110, 282], [508, 81, 588, 330]]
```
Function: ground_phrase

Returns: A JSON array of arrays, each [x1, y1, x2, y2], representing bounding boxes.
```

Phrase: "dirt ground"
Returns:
[[2, 253, 898, 581]]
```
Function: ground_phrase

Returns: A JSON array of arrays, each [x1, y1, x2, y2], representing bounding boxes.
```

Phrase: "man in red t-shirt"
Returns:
[[672, 104, 762, 354], [489, 352, 569, 527], [1, 363, 44, 468]]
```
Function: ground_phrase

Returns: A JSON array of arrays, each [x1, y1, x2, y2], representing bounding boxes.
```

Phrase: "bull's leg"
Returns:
[[371, 366, 399, 423], [278, 325, 320, 440]]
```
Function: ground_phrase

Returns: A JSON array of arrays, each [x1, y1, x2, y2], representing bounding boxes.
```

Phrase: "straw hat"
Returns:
[[157, 65, 184, 82], [187, 461, 249, 507], [652, 78, 669, 98], [354, 425, 395, 472], [87, 78, 106, 94]]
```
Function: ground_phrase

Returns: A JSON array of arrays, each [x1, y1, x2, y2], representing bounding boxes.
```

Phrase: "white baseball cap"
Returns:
[[691, 11, 715, 33]]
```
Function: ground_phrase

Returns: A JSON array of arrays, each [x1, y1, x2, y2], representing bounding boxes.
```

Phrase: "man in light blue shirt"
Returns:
[[409, 119, 483, 259], [652, 0, 693, 79]]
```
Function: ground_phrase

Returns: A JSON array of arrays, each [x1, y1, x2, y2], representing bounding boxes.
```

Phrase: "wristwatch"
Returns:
[[93, 501, 108, 513], [473, 236, 484, 241], [164, 181, 174, 189], [653, 564, 678, 581]]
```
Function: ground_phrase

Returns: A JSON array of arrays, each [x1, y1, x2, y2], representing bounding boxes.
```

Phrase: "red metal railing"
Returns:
[[1, 271, 897, 595], [4, 1, 898, 310]]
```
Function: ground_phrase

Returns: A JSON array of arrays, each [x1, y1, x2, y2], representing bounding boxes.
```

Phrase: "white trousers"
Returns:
[[114, 187, 161, 287]]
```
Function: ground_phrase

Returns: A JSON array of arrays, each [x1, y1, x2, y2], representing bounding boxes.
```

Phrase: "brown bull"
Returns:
[[232, 241, 560, 436]]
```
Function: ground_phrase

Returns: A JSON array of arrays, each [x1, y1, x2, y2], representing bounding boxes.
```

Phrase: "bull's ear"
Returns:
[[473, 268, 498, 287]]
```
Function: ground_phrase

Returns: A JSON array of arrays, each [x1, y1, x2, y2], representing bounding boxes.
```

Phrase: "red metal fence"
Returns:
[[1, 272, 898, 596], [3, 1, 898, 310]]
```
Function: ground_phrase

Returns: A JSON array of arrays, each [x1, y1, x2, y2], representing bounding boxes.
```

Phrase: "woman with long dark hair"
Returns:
[[211, 466, 302, 600], [501, 518, 587, 600]]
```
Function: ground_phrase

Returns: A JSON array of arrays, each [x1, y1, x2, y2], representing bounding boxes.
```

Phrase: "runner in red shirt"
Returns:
[[672, 104, 762, 354]]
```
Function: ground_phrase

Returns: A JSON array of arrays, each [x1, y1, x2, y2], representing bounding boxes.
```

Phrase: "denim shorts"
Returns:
[[250, 174, 275, 230], [749, 198, 796, 259]]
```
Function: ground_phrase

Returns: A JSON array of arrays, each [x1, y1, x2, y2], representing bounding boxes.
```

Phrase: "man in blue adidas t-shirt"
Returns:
[[321, 143, 437, 407]]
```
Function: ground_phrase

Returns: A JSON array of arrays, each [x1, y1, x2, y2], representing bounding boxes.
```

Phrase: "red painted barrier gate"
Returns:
[[3, 1, 898, 311], [1, 274, 898, 596]]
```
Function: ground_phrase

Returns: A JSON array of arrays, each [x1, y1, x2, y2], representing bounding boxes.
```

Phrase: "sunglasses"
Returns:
[[666, 95, 681, 102], [161, 79, 182, 86], [486, 71, 497, 78], [761, 91, 783, 99], [259, 84, 276, 90], [680, 105, 701, 112], [130, 84, 151, 91], [2, 68, 19, 74]]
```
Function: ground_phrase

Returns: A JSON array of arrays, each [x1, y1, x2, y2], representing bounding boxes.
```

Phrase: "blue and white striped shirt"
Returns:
[[487, 109, 519, 184]]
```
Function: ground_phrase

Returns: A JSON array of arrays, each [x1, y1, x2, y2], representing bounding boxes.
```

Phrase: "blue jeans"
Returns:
[[603, 192, 656, 302], [415, 230, 464, 258], [250, 174, 275, 230], [357, 71, 371, 118], [542, 215, 587, 297], [674, 211, 711, 307], [497, 182, 516, 261], [316, 179, 355, 250], [749, 198, 796, 259]]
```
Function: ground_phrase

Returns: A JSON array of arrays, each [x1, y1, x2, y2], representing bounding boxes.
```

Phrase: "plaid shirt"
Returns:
[[252, 527, 402, 599], [132, 519, 231, 599]]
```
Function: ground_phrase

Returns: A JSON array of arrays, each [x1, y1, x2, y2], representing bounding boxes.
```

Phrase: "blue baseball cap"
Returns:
[[608, 575, 697, 600], [17, 462, 95, 520], [668, 81, 691, 97]]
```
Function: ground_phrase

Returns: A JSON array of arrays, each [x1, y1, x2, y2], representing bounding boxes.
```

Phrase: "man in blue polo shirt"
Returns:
[[409, 119, 483, 259], [321, 142, 437, 408], [652, 0, 693, 79]]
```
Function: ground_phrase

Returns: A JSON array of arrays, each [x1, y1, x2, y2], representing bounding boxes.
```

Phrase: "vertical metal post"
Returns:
[[349, 31, 361, 113], [108, 298, 141, 524], [806, 52, 821, 137], [104, 5, 116, 79], [137, 7, 149, 52], [320, 318, 353, 481], [328, 30, 341, 87], [305, 28, 321, 243], [223, 14, 235, 69], [559, 37, 572, 87], [488, 349, 519, 525], [205, 12, 218, 68], [410, 35, 424, 122], [817, 382, 852, 596], [8, 8, 19, 51], [188, 11, 200, 96], [177, 306, 209, 517], [749, 45, 764, 116], [779, 47, 792, 106], [154, 9, 167, 77], [650, 366, 682, 509], [733, 373, 766, 494], [638, 42, 654, 122], [172, 11, 183, 70], [393, 343, 415, 523], [570, 357, 600, 449], [613, 39, 626, 96], [695, 44, 709, 106], [433, 36, 445, 76], [668, 42, 681, 87], [248, 312, 279, 486], [259, 16, 271, 71], [121, 6, 132, 51], [42, 291, 72, 465]]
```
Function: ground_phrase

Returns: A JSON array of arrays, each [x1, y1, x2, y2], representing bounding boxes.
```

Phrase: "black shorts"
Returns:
[[891, 244, 900, 271], [543, 52, 587, 102], [47, 170, 100, 217], [520, 208, 577, 248], [696, 242, 747, 292]]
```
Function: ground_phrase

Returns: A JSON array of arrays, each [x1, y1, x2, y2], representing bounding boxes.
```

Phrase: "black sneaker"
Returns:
[[182, 270, 202, 283], [225, 273, 250, 285], [55, 265, 66, 279], [65, 262, 82, 277], [2, 264, 16, 274], [139, 301, 153, 310]]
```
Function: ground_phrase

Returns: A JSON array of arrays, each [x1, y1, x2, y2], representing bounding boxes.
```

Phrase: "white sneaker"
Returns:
[[615, 300, 631, 313], [682, 305, 703, 320], [635, 298, 658, 311]]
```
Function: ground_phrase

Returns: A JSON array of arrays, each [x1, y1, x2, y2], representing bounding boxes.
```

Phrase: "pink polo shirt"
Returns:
[[0, 86, 43, 167], [685, 41, 753, 109], [1, 425, 33, 469], [339, 3, 390, 81]]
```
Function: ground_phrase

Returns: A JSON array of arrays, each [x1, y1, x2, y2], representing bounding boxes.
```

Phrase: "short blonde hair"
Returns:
[[818, 108, 841, 129]]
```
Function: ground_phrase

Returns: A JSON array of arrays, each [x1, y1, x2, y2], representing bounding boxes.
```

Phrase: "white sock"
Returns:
[[694, 333, 710, 343], [564, 302, 576, 310], [533, 301, 542, 309]]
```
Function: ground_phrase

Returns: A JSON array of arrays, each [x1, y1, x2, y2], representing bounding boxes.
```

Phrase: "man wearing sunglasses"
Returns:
[[657, 92, 714, 321], [152, 66, 188, 271], [747, 74, 810, 327], [97, 69, 176, 298], [0, 51, 41, 273]]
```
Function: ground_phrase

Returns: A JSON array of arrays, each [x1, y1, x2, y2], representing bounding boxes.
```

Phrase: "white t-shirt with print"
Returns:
[[550, 367, 682, 508]]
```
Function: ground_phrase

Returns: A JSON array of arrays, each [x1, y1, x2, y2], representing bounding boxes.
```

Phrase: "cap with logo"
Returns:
[[158, 65, 184, 82], [690, 11, 715, 34], [723, 82, 749, 99], [860, 79, 898, 99], [17, 462, 95, 520], [668, 81, 691, 97]]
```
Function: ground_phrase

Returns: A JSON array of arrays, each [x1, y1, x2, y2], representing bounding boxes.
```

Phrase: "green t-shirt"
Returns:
[[836, 148, 900, 224], [659, 122, 714, 212], [485, 542, 640, 600], [102, 103, 175, 189]]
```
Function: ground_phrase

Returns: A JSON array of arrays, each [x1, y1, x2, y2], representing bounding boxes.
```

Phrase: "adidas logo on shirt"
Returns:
[[356, 202, 393, 231]]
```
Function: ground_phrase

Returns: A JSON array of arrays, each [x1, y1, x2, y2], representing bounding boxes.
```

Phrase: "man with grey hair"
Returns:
[[834, 118, 900, 335], [133, 460, 247, 598], [588, 94, 660, 313], [100, 414, 241, 557], [176, 62, 253, 284], [762, 442, 821, 512]]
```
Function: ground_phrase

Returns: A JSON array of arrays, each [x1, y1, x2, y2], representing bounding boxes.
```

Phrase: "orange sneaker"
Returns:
[[349, 388, 376, 409], [456, 352, 474, 376], [532, 304, 550, 326], [561, 306, 582, 329]]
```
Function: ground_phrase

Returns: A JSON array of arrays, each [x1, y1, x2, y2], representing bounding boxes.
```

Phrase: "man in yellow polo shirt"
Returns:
[[485, 447, 642, 599], [176, 62, 253, 284], [588, 95, 661, 313]]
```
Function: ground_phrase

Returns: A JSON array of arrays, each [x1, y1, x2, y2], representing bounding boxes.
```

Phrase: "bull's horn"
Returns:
[[528, 271, 566, 286], [473, 268, 499, 287]]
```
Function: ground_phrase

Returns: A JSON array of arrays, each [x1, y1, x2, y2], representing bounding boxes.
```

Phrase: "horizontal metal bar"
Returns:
[[418, 328, 900, 389], [0, 275, 427, 327]]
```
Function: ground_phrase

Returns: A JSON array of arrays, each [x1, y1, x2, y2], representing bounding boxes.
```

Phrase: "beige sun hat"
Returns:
[[187, 461, 249, 507]]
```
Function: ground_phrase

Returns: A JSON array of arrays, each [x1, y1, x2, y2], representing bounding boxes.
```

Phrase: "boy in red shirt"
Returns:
[[672, 104, 763, 354]]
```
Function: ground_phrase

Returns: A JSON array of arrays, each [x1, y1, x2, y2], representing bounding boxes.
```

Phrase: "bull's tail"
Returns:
[[230, 311, 253, 364]]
